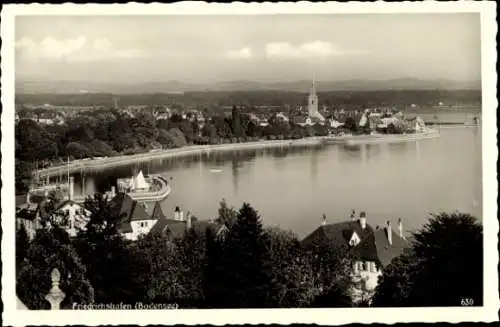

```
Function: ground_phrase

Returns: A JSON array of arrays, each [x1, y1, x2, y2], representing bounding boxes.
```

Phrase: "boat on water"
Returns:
[[116, 170, 171, 202]]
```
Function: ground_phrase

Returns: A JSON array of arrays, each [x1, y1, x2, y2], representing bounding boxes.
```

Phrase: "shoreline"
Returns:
[[35, 137, 326, 178], [34, 130, 448, 178]]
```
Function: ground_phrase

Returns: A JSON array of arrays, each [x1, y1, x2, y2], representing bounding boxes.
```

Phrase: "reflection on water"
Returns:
[[76, 128, 482, 238]]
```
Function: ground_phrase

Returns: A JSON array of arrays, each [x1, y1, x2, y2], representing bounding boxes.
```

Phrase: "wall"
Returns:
[[350, 260, 382, 303], [124, 220, 157, 241]]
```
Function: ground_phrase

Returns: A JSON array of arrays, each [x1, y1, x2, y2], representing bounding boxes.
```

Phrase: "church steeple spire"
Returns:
[[311, 71, 317, 95], [307, 72, 325, 122]]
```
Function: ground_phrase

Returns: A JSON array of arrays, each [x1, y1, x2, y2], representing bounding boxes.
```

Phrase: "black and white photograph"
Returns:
[[2, 2, 498, 325]]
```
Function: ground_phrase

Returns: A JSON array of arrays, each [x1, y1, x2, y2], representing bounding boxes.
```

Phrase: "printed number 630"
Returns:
[[461, 298, 474, 306]]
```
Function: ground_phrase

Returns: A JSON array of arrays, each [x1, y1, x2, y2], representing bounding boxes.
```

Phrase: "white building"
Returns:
[[110, 193, 159, 241]]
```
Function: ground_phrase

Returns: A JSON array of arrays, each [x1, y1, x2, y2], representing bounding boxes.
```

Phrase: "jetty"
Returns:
[[117, 171, 171, 202]]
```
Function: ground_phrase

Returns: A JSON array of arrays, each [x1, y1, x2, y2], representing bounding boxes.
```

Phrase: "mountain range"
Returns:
[[16, 78, 481, 94]]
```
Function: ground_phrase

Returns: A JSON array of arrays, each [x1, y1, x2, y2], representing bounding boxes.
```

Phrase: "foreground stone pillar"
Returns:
[[45, 268, 65, 310]]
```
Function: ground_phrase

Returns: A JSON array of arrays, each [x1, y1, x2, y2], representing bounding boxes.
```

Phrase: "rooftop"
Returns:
[[302, 218, 409, 268]]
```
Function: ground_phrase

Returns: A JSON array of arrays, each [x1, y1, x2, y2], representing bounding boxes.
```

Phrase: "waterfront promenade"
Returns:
[[33, 128, 455, 178], [35, 137, 326, 178]]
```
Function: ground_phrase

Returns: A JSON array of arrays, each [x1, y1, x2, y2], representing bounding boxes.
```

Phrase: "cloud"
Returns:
[[225, 47, 252, 59], [265, 41, 365, 58], [16, 36, 145, 62]]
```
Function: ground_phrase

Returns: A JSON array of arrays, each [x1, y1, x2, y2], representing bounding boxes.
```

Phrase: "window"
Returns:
[[349, 232, 361, 247]]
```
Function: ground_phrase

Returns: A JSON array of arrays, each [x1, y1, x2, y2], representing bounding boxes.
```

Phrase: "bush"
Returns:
[[65, 142, 91, 159]]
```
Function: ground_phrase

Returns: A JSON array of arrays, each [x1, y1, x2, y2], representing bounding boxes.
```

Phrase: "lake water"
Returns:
[[75, 126, 482, 238]]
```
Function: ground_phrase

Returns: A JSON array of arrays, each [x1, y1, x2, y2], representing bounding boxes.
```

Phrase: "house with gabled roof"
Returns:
[[149, 204, 221, 241], [16, 198, 90, 239], [110, 193, 158, 240], [302, 212, 409, 304], [16, 204, 41, 240]]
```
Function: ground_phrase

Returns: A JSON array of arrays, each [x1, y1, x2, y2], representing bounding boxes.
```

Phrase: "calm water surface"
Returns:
[[75, 127, 482, 238]]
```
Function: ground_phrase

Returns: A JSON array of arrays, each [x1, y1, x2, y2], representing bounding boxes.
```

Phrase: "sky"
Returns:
[[15, 13, 481, 83]]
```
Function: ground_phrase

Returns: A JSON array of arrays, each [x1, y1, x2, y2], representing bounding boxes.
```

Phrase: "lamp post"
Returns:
[[45, 268, 66, 310]]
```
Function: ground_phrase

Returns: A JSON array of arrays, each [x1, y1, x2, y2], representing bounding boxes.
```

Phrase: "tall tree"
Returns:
[[16, 227, 95, 309], [231, 105, 243, 138], [127, 233, 180, 304], [263, 227, 318, 307], [372, 212, 483, 307], [308, 240, 354, 307], [16, 224, 30, 272], [204, 202, 278, 308], [73, 194, 138, 304], [172, 227, 208, 307], [215, 198, 238, 230]]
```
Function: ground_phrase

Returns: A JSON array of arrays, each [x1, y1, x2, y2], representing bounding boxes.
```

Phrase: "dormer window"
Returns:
[[349, 231, 361, 247]]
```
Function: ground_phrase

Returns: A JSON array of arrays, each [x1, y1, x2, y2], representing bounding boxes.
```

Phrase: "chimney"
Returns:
[[359, 211, 367, 230], [174, 206, 180, 221], [321, 213, 327, 226], [186, 211, 192, 230], [350, 209, 356, 221], [386, 220, 393, 245], [69, 176, 74, 201], [398, 218, 404, 239]]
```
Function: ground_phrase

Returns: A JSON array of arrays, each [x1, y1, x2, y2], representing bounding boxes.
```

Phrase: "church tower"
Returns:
[[307, 77, 325, 122], [308, 79, 319, 117]]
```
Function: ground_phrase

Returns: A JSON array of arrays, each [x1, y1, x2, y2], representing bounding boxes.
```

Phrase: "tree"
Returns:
[[263, 227, 317, 307], [231, 105, 244, 138], [203, 202, 278, 308], [87, 139, 114, 157], [15, 119, 59, 161], [171, 228, 208, 307], [344, 116, 357, 133], [166, 128, 188, 147], [372, 212, 483, 307], [127, 233, 179, 304], [201, 123, 218, 140], [73, 194, 139, 304], [16, 225, 30, 272], [65, 142, 92, 159], [308, 240, 354, 307], [215, 198, 238, 231], [16, 227, 95, 309]]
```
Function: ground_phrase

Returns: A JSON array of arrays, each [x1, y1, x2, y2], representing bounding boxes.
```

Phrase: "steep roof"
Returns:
[[16, 207, 37, 221], [302, 220, 380, 263], [302, 219, 409, 267], [150, 215, 219, 241], [374, 227, 408, 267], [111, 193, 157, 234], [150, 202, 167, 221], [130, 202, 151, 221]]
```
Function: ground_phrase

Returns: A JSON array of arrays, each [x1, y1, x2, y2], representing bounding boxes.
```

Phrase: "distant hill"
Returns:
[[16, 78, 480, 94]]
